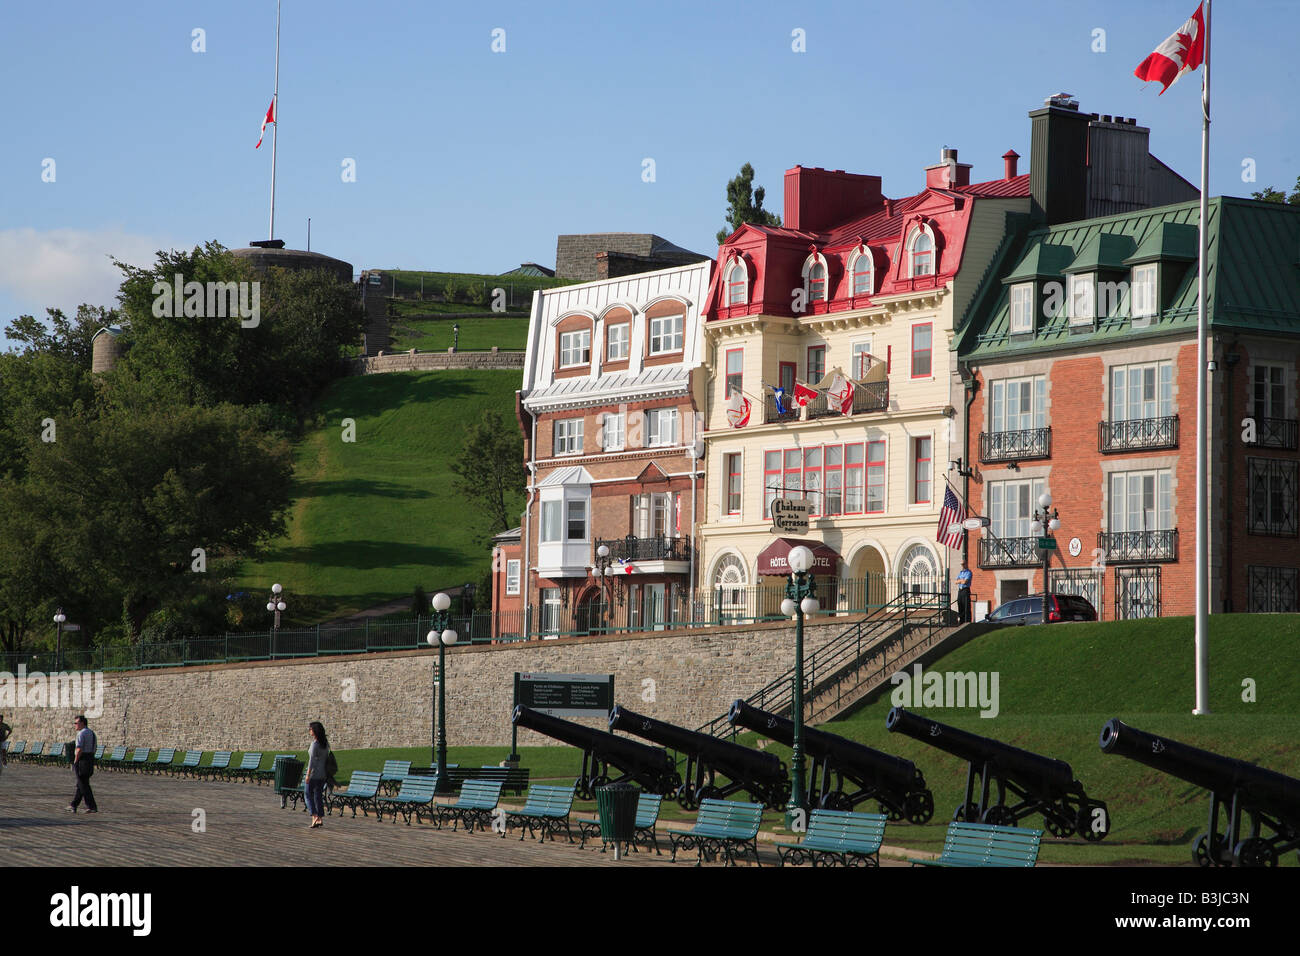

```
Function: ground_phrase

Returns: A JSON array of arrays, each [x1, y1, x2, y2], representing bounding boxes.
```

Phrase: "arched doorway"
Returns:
[[898, 543, 942, 603], [711, 553, 749, 624], [846, 544, 888, 610], [573, 586, 605, 634]]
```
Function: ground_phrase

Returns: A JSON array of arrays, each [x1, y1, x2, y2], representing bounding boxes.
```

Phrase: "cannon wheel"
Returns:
[[904, 790, 935, 825], [661, 771, 683, 801], [1041, 813, 1075, 839], [1193, 832, 1228, 867], [980, 805, 1017, 828], [574, 776, 594, 801], [1234, 838, 1278, 868], [953, 802, 980, 823], [695, 785, 722, 806], [590, 774, 611, 793], [819, 791, 853, 812], [1076, 801, 1109, 842], [676, 785, 699, 812]]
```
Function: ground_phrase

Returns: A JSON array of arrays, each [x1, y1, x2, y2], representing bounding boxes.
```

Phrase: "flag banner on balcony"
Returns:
[[725, 389, 751, 428], [792, 382, 820, 407], [1134, 3, 1205, 94], [826, 369, 854, 415], [619, 557, 636, 574], [768, 383, 789, 416]]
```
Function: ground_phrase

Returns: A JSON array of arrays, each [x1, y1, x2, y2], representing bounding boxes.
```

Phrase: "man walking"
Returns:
[[0, 713, 11, 775], [956, 562, 973, 624], [66, 715, 98, 814]]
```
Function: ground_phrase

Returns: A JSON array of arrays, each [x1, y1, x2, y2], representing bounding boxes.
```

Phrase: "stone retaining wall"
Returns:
[[345, 349, 525, 375]]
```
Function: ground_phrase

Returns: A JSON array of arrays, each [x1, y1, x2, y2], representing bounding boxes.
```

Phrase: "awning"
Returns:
[[756, 538, 841, 576]]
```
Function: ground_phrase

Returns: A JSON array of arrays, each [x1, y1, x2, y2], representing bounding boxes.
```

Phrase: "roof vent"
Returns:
[[1046, 93, 1079, 110]]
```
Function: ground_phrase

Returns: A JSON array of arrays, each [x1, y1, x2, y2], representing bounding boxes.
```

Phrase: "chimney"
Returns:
[[1002, 149, 1020, 180], [1028, 93, 1090, 225], [925, 147, 971, 189], [783, 166, 883, 233]]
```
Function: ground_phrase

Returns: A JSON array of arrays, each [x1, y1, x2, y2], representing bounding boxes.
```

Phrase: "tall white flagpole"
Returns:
[[268, 0, 281, 241], [1193, 0, 1211, 715]]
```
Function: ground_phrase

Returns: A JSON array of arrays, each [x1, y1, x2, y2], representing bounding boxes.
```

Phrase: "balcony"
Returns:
[[1097, 529, 1178, 563], [979, 426, 1051, 464], [596, 535, 691, 563], [1098, 415, 1179, 453], [978, 535, 1041, 569], [807, 381, 889, 420], [1244, 416, 1299, 451], [764, 394, 800, 425]]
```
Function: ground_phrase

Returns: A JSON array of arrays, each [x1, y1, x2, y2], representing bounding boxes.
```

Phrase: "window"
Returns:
[[909, 229, 934, 277], [913, 437, 932, 504], [649, 312, 684, 354], [807, 346, 826, 383], [988, 478, 1046, 539], [726, 260, 747, 306], [541, 501, 562, 542], [633, 492, 677, 538], [1248, 566, 1299, 613], [559, 329, 591, 368], [601, 411, 625, 451], [845, 444, 865, 513], [725, 453, 742, 515], [991, 376, 1046, 433], [866, 440, 886, 513], [1068, 274, 1094, 326], [803, 447, 822, 514], [779, 362, 796, 396], [764, 451, 781, 518], [554, 418, 583, 456], [566, 500, 586, 540], [1132, 264, 1157, 318], [900, 544, 939, 593], [1248, 458, 1298, 536], [851, 249, 874, 296], [725, 349, 743, 397], [1252, 365, 1287, 420], [808, 261, 827, 302], [540, 587, 562, 635], [606, 324, 629, 362], [505, 559, 520, 595], [824, 445, 843, 516], [911, 323, 932, 378], [1009, 283, 1034, 334], [1111, 362, 1172, 420], [783, 449, 801, 511], [852, 339, 874, 379], [1108, 470, 1172, 533], [645, 408, 679, 447]]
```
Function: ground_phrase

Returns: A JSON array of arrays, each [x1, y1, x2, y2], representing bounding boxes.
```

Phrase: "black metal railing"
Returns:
[[806, 381, 889, 420], [979, 426, 1051, 463], [1115, 566, 1161, 620], [1247, 565, 1299, 613], [595, 535, 691, 563], [1097, 529, 1178, 563], [1245, 416, 1300, 451], [764, 393, 800, 424], [1098, 415, 1179, 453], [978, 535, 1041, 569]]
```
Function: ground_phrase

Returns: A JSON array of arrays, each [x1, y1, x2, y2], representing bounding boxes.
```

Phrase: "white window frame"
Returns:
[[601, 411, 625, 451], [801, 254, 829, 303], [605, 323, 629, 362], [1131, 264, 1157, 318], [645, 408, 679, 447], [726, 258, 748, 307], [1252, 364, 1288, 420], [911, 433, 934, 506], [990, 376, 1046, 434], [1111, 361, 1173, 422], [540, 501, 563, 543], [634, 491, 677, 539], [851, 338, 875, 379], [558, 328, 591, 368], [554, 418, 584, 456], [849, 247, 874, 297], [505, 559, 521, 595], [648, 312, 684, 354], [987, 478, 1046, 539], [1109, 469, 1173, 533], [908, 226, 935, 278], [1068, 273, 1095, 326], [566, 499, 587, 541], [1009, 283, 1034, 334], [723, 452, 742, 517]]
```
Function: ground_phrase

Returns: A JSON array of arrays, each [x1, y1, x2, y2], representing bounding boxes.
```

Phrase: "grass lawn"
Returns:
[[234, 370, 524, 622], [388, 314, 529, 352]]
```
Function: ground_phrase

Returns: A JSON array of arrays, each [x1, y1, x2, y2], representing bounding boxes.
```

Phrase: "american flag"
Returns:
[[937, 485, 966, 550]]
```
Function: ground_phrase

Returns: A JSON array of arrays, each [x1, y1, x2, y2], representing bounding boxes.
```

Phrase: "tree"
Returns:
[[716, 162, 782, 244], [1251, 176, 1300, 205], [4, 304, 117, 369], [449, 410, 525, 536]]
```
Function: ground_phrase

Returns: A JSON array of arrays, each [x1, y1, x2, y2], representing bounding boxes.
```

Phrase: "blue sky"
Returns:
[[2, 0, 1295, 339]]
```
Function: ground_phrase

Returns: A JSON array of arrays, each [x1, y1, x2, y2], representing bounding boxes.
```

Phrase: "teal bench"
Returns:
[[378, 760, 412, 795], [93, 745, 104, 760], [195, 751, 232, 780], [434, 779, 503, 833], [579, 792, 666, 855], [504, 785, 576, 843], [910, 822, 1042, 867], [329, 770, 383, 818], [174, 750, 203, 777], [26, 742, 46, 763], [144, 748, 176, 773], [45, 742, 69, 766], [104, 746, 127, 769], [376, 775, 440, 825], [127, 747, 151, 771], [8, 741, 25, 759], [228, 752, 264, 783], [775, 809, 888, 867], [669, 799, 764, 867]]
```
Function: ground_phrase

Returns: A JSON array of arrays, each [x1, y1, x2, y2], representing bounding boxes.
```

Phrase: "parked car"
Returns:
[[985, 593, 1097, 626]]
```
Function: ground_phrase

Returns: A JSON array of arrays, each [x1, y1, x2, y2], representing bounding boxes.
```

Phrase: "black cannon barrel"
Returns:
[[1100, 718, 1300, 824], [609, 704, 783, 782], [729, 699, 921, 793], [512, 705, 673, 775], [886, 706, 1076, 794]]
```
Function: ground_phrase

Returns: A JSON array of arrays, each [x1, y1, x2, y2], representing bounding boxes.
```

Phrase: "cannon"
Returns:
[[728, 699, 934, 823], [512, 705, 680, 800], [609, 704, 790, 810], [886, 707, 1109, 840], [1100, 718, 1300, 867]]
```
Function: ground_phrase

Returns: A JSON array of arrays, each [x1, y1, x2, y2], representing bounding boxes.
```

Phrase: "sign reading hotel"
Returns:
[[514, 672, 614, 719], [771, 498, 815, 534]]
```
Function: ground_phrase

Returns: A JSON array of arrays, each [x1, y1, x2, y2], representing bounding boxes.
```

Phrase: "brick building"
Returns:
[[554, 233, 710, 283]]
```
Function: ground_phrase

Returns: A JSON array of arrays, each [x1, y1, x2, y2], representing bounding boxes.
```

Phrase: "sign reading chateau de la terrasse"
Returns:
[[771, 498, 815, 534]]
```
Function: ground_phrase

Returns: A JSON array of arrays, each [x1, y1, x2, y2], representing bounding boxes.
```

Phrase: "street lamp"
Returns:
[[780, 544, 819, 830], [1030, 493, 1061, 625], [266, 583, 287, 629], [593, 544, 614, 631], [427, 592, 458, 793], [53, 608, 66, 671], [452, 324, 460, 352]]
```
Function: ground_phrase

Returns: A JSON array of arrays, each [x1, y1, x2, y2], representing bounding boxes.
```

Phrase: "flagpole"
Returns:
[[268, 0, 281, 241], [1193, 0, 1211, 715]]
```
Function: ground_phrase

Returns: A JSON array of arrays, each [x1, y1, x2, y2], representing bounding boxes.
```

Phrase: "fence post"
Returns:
[[316, 624, 321, 656], [365, 618, 370, 651]]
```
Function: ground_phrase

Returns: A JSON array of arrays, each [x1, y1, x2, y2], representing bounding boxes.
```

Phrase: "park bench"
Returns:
[[8, 741, 25, 759], [435, 766, 529, 796], [579, 792, 666, 855], [228, 752, 264, 783], [103, 746, 127, 769], [775, 809, 888, 867], [376, 775, 440, 825], [434, 779, 503, 833], [144, 748, 177, 773], [669, 799, 764, 867], [504, 785, 576, 843], [27, 742, 46, 763], [174, 750, 203, 777], [44, 742, 68, 766], [378, 760, 413, 794], [910, 822, 1042, 868], [127, 748, 151, 771], [254, 754, 296, 786], [329, 770, 383, 818], [195, 751, 232, 780]]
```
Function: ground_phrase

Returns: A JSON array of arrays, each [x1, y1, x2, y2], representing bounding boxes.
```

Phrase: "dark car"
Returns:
[[985, 593, 1098, 626]]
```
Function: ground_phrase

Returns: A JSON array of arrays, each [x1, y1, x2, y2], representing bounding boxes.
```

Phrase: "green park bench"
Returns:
[[26, 742, 46, 763], [775, 809, 888, 867], [441, 765, 529, 796], [8, 741, 25, 759], [44, 742, 68, 766], [434, 779, 503, 833], [910, 822, 1042, 868], [376, 775, 440, 825], [127, 748, 151, 771], [174, 750, 203, 777], [504, 785, 576, 843], [669, 799, 764, 867], [104, 746, 127, 769], [195, 751, 232, 780], [144, 748, 177, 773], [378, 760, 412, 795], [329, 770, 383, 818], [93, 745, 103, 760], [228, 752, 264, 783], [578, 792, 665, 855]]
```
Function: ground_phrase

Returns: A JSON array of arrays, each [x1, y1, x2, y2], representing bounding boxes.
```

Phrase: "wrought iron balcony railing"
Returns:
[[977, 535, 1041, 569], [979, 426, 1051, 463], [1098, 415, 1179, 453], [1244, 416, 1299, 451], [807, 381, 889, 420], [764, 394, 800, 425], [1097, 529, 1178, 563], [596, 535, 691, 563]]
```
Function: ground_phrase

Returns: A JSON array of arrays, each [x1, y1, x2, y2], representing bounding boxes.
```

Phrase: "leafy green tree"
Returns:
[[1251, 176, 1300, 205], [716, 162, 782, 244], [4, 304, 117, 369], [449, 410, 525, 536], [412, 585, 429, 618]]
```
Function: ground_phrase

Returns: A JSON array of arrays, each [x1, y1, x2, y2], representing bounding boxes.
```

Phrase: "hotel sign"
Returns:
[[771, 498, 815, 534]]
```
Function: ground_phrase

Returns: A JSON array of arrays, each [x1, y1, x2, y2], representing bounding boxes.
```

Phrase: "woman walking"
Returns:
[[304, 721, 331, 829]]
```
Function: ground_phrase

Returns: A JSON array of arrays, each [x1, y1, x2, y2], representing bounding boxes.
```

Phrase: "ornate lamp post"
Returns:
[[53, 608, 66, 671], [427, 592, 459, 793], [593, 544, 615, 631], [452, 324, 460, 352], [266, 583, 287, 656], [779, 544, 819, 830], [1030, 493, 1061, 625]]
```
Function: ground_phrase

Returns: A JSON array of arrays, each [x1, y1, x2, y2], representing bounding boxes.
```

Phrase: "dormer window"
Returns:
[[726, 259, 748, 306], [1068, 273, 1095, 327], [849, 247, 874, 296], [559, 328, 591, 367], [1132, 264, 1157, 319], [1009, 283, 1034, 334], [801, 253, 829, 303], [908, 227, 935, 277]]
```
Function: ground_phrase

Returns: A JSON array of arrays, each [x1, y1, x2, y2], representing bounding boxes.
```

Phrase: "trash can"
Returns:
[[595, 783, 640, 859], [274, 756, 304, 808], [63, 742, 76, 764]]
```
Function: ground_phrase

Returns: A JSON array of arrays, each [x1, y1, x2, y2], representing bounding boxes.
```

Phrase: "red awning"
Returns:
[[756, 538, 841, 576]]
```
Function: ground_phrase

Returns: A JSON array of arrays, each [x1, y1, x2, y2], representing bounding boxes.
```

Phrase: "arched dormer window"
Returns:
[[801, 253, 829, 303], [726, 257, 748, 307], [908, 226, 935, 278], [848, 246, 875, 297]]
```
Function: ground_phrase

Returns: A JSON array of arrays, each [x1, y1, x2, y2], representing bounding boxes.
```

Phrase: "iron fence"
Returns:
[[1098, 415, 1179, 453], [979, 426, 1051, 463], [1245, 416, 1299, 451], [1097, 529, 1178, 563], [978, 535, 1040, 569]]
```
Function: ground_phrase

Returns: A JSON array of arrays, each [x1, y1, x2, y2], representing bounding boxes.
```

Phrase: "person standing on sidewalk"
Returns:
[[66, 715, 98, 814], [304, 721, 331, 829], [956, 563, 973, 624]]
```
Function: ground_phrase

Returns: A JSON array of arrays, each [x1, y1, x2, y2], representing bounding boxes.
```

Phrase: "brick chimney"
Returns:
[[925, 147, 972, 189], [1002, 149, 1020, 179], [783, 166, 883, 233]]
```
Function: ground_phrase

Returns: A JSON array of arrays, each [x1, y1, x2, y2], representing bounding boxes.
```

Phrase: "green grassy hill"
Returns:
[[236, 369, 523, 621], [388, 314, 529, 353]]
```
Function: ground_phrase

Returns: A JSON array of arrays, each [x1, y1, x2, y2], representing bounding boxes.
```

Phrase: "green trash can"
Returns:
[[63, 742, 76, 764], [595, 783, 640, 859], [274, 756, 304, 808]]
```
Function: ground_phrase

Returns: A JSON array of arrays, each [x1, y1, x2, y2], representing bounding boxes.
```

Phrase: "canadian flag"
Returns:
[[725, 389, 751, 428], [1134, 4, 1205, 95], [255, 96, 276, 149], [792, 382, 820, 407]]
